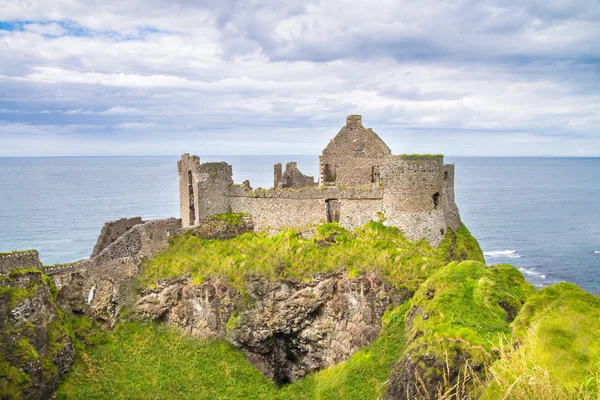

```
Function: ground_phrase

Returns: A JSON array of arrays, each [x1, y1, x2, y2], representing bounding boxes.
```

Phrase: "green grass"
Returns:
[[398, 261, 536, 397], [56, 322, 278, 400], [482, 282, 600, 399], [407, 262, 535, 352], [140, 221, 483, 295], [57, 303, 410, 400], [399, 154, 444, 159]]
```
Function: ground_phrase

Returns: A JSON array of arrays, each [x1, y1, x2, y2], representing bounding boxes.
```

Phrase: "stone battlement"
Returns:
[[179, 115, 462, 247]]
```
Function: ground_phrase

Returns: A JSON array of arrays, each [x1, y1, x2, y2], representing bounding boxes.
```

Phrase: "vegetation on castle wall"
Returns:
[[141, 221, 483, 295]]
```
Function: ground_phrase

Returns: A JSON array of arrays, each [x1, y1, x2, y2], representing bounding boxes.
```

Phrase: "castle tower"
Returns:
[[178, 154, 233, 228], [319, 115, 391, 187]]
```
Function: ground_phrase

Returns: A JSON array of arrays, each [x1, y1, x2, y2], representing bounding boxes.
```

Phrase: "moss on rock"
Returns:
[[482, 282, 600, 399], [386, 261, 535, 399]]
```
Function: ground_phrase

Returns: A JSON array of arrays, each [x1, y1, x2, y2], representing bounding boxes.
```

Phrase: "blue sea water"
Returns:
[[1, 156, 599, 292]]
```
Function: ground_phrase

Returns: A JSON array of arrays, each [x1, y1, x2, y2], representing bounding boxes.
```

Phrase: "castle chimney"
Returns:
[[346, 114, 363, 128]]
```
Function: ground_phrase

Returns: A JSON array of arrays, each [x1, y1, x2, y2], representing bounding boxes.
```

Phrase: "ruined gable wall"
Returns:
[[279, 162, 317, 189], [91, 217, 143, 258], [319, 115, 391, 187], [321, 115, 391, 159], [0, 250, 42, 275]]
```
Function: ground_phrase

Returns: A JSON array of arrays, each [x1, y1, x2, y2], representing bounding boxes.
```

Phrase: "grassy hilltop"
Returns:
[[47, 220, 600, 399]]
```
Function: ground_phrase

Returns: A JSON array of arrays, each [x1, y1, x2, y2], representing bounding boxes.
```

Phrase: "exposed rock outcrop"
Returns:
[[132, 272, 408, 384], [51, 218, 182, 327], [0, 269, 74, 400]]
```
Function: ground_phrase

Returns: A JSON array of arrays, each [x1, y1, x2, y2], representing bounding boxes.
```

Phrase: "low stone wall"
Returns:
[[0, 250, 42, 275], [91, 217, 143, 258], [230, 186, 383, 200]]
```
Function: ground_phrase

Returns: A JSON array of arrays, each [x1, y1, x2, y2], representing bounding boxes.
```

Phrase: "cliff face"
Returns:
[[132, 272, 409, 384], [0, 269, 74, 399]]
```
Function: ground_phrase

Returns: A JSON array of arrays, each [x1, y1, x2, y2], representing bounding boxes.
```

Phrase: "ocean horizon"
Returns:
[[1, 155, 599, 292]]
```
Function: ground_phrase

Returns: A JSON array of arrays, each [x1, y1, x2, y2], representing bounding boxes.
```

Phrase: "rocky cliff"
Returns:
[[0, 269, 74, 399], [132, 272, 408, 384]]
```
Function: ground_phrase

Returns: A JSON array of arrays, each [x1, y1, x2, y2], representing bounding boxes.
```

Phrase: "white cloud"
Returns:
[[0, 0, 598, 156], [23, 22, 66, 36]]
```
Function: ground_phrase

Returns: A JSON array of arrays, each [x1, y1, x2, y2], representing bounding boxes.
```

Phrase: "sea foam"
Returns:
[[518, 267, 546, 280], [484, 250, 522, 259]]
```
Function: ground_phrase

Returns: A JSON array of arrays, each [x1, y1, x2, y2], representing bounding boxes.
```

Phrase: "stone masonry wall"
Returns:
[[179, 154, 233, 229], [442, 164, 462, 231], [277, 162, 317, 189], [178, 153, 201, 227], [0, 250, 42, 275], [91, 217, 143, 258], [380, 156, 449, 246], [177, 115, 463, 247], [319, 156, 385, 187]]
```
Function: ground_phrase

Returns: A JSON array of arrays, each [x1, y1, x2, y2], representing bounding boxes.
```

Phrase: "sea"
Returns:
[[1, 156, 599, 293]]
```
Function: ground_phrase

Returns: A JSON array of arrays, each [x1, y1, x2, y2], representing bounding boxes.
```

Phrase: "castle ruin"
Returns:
[[178, 115, 461, 247]]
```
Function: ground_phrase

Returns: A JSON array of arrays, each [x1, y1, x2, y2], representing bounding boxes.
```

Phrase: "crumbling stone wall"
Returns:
[[179, 154, 233, 228], [178, 154, 201, 227], [274, 162, 317, 189], [229, 187, 384, 231], [0, 250, 42, 274], [91, 217, 143, 258], [443, 164, 461, 230], [51, 218, 182, 325], [380, 156, 460, 246]]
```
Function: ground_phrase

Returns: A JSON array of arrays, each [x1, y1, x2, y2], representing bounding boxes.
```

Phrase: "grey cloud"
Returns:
[[0, 0, 599, 156]]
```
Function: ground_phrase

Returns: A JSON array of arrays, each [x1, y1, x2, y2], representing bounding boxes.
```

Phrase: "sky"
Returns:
[[0, 0, 599, 156]]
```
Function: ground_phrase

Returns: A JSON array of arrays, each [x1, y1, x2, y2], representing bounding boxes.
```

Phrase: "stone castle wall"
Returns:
[[178, 115, 462, 247], [91, 217, 143, 258], [0, 250, 43, 275], [178, 154, 201, 226], [275, 162, 317, 189], [443, 164, 461, 230], [319, 156, 385, 187]]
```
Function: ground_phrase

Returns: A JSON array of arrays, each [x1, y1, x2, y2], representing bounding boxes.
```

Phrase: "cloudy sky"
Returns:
[[0, 0, 599, 156]]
